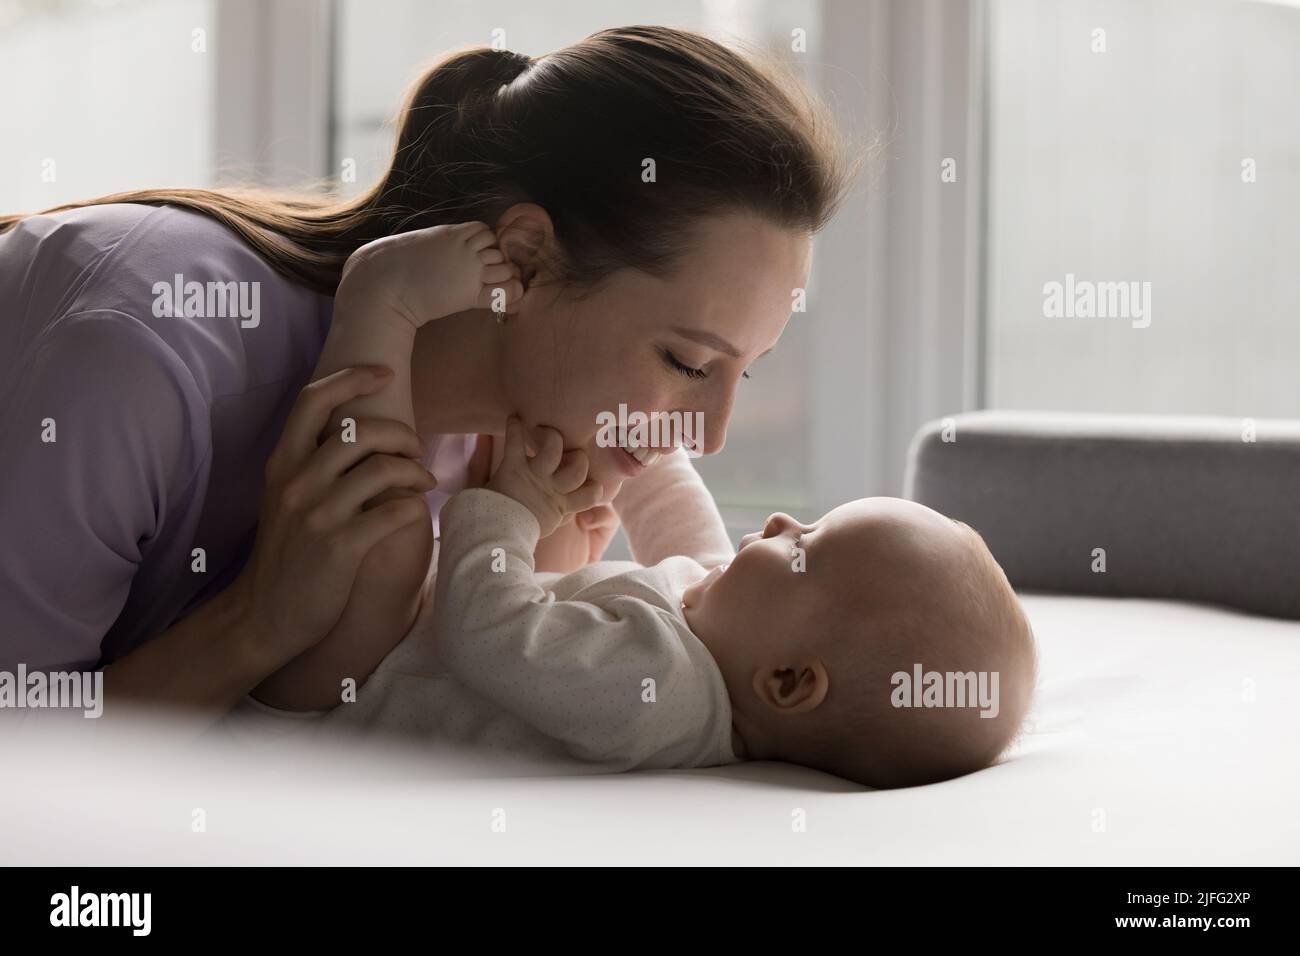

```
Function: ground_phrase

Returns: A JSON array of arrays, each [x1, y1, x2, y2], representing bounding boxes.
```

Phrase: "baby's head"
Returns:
[[681, 497, 1036, 788]]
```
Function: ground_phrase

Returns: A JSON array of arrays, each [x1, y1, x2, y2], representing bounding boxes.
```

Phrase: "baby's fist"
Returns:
[[487, 417, 603, 538]]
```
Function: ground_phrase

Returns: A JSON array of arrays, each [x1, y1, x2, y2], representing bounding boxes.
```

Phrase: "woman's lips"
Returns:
[[610, 443, 648, 477]]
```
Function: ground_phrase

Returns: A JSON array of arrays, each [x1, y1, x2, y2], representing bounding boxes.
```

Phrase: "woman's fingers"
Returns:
[[316, 454, 436, 523], [550, 449, 589, 493], [329, 496, 431, 566], [311, 417, 426, 482], [272, 366, 393, 473]]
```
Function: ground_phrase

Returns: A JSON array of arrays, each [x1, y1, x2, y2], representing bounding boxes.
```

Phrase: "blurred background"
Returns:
[[2, 0, 1297, 544]]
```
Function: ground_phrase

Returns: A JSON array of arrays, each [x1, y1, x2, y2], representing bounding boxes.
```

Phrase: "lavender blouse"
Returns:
[[0, 203, 472, 671]]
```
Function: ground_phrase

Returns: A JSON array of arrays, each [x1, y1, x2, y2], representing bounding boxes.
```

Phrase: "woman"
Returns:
[[0, 26, 855, 721]]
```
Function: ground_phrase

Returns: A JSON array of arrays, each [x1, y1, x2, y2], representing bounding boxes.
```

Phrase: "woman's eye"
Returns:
[[660, 348, 708, 380]]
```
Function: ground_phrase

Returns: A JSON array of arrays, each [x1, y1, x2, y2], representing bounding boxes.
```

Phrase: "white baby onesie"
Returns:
[[421, 486, 739, 771], [220, 448, 742, 774]]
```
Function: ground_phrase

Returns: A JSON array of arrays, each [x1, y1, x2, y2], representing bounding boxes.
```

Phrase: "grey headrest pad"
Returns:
[[904, 411, 1300, 620]]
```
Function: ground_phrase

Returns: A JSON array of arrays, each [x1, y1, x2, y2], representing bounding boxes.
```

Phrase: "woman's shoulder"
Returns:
[[57, 201, 328, 311], [2, 201, 334, 407], [3, 199, 333, 325], [1, 200, 160, 248], [4, 200, 252, 256], [0, 202, 244, 290]]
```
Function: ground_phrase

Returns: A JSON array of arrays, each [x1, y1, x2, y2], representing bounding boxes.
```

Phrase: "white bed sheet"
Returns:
[[2, 594, 1297, 865]]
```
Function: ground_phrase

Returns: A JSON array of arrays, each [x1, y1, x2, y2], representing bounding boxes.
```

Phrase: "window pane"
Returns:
[[0, 0, 214, 212], [985, 0, 1300, 417]]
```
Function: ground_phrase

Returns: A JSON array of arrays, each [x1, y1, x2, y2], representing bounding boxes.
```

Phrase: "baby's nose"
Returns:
[[765, 512, 798, 535]]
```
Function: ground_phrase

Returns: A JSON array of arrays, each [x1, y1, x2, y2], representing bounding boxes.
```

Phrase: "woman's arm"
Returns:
[[612, 449, 735, 569], [100, 578, 270, 720]]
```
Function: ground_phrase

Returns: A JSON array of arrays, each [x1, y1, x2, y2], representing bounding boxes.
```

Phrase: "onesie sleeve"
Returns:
[[0, 312, 208, 671], [432, 488, 731, 770]]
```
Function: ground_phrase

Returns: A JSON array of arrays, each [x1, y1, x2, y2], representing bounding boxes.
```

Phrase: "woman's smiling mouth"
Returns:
[[608, 430, 663, 476]]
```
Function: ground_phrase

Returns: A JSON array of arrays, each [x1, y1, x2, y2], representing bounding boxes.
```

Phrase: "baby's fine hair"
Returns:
[[799, 523, 1037, 789]]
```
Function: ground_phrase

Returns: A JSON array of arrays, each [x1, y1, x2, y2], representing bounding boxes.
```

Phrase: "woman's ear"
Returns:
[[496, 202, 553, 287]]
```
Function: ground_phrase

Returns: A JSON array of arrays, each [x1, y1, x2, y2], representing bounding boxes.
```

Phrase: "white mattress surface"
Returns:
[[2, 594, 1297, 864]]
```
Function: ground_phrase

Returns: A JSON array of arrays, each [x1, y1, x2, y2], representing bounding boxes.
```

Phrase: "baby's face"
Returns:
[[681, 497, 971, 702]]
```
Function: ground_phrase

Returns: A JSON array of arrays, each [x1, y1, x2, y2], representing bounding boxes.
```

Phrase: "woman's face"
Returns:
[[498, 208, 813, 502]]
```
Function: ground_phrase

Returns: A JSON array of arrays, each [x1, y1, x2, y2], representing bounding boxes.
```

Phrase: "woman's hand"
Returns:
[[337, 221, 524, 331], [231, 365, 437, 670]]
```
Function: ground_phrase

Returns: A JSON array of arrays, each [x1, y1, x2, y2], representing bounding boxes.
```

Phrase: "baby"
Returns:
[[426, 415, 1037, 788]]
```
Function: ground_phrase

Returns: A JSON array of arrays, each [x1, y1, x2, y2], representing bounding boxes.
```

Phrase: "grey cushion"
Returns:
[[904, 411, 1300, 620]]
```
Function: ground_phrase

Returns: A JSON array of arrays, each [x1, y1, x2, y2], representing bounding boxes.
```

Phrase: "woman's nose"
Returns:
[[696, 391, 734, 455]]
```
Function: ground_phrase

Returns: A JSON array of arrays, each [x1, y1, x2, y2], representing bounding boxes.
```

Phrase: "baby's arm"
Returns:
[[252, 224, 520, 712], [433, 422, 718, 767]]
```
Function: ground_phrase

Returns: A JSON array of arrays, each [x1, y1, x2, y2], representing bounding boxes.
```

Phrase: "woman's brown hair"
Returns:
[[1, 25, 860, 297]]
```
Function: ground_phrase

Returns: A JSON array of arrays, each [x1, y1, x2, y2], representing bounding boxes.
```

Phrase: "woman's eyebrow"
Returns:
[[671, 326, 775, 359]]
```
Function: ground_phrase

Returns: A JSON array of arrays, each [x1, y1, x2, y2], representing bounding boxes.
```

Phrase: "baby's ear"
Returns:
[[756, 662, 829, 714]]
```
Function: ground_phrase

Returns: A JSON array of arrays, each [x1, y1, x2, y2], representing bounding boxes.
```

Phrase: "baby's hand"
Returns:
[[338, 221, 524, 331], [487, 417, 604, 539]]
